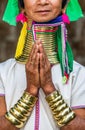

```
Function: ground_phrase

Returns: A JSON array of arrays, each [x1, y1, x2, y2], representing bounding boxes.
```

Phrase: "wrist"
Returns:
[[26, 85, 39, 97], [42, 83, 56, 96]]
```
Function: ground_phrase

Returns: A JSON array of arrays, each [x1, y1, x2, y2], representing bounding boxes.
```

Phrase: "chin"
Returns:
[[32, 16, 56, 23]]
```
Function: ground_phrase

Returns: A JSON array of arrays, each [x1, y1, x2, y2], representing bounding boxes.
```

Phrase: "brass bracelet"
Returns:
[[46, 91, 59, 102], [5, 112, 24, 128], [54, 107, 70, 118], [49, 95, 62, 106], [22, 92, 37, 104], [51, 99, 64, 110], [46, 90, 76, 127], [14, 103, 31, 117], [57, 111, 75, 127], [21, 97, 34, 107], [5, 91, 38, 128], [21, 92, 37, 107], [17, 99, 33, 111], [10, 108, 28, 122]]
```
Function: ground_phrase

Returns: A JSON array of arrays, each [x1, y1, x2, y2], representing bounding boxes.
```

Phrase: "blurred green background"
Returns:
[[0, 0, 85, 65]]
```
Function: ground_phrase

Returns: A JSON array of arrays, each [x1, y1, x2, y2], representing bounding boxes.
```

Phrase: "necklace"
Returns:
[[15, 24, 59, 64]]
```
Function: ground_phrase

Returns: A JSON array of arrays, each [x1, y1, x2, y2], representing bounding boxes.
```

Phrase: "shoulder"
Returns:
[[0, 59, 25, 88], [0, 58, 25, 76], [0, 58, 16, 73]]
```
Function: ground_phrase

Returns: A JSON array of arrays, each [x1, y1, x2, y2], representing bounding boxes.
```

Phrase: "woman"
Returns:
[[0, 0, 85, 130]]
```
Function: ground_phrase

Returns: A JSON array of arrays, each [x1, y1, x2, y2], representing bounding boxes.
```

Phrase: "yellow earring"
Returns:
[[15, 22, 27, 59]]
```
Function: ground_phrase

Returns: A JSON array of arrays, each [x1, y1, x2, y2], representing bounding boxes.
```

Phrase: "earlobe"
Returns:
[[21, 8, 28, 18], [62, 6, 66, 14], [21, 8, 25, 14]]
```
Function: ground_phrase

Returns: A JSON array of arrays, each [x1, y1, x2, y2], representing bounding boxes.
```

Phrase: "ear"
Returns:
[[20, 8, 27, 17], [62, 6, 67, 14], [20, 8, 25, 13]]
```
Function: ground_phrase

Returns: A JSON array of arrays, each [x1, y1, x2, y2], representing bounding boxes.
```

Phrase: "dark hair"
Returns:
[[19, 0, 68, 9], [62, 0, 68, 8], [19, 0, 24, 8]]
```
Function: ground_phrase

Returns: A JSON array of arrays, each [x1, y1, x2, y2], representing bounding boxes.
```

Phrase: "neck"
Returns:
[[15, 21, 59, 64]]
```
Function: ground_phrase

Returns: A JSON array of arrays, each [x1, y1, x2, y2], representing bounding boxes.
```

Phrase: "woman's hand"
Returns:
[[25, 40, 55, 96], [25, 42, 40, 96], [39, 42, 55, 95]]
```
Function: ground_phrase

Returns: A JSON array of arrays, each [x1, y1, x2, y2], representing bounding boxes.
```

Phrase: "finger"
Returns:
[[40, 53, 45, 69], [39, 44, 50, 68], [29, 40, 39, 61], [39, 43, 43, 53], [40, 44, 49, 62], [39, 43, 48, 59], [31, 45, 39, 66], [31, 50, 39, 69], [34, 52, 39, 69], [28, 42, 38, 64], [30, 40, 42, 66], [41, 45, 50, 67], [28, 43, 36, 62], [45, 57, 51, 69]]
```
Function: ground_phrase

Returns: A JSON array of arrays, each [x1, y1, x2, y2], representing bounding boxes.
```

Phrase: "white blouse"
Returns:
[[0, 58, 85, 130]]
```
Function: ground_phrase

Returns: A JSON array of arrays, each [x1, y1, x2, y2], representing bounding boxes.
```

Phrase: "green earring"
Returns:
[[2, 0, 19, 26], [66, 0, 83, 21]]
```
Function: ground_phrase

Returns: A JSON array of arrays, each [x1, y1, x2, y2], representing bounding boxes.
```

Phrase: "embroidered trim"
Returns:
[[72, 105, 85, 109], [0, 94, 5, 96], [34, 99, 40, 130]]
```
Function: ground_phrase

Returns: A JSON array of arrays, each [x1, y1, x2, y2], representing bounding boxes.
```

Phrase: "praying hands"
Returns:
[[25, 40, 55, 96]]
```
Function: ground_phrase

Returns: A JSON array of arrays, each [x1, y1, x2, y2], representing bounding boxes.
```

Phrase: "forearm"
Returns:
[[0, 116, 19, 130], [61, 116, 85, 130]]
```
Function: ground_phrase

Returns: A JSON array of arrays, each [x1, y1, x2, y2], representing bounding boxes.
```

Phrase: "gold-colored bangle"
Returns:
[[54, 107, 70, 117], [21, 92, 38, 106], [49, 95, 62, 106], [23, 92, 38, 103], [56, 111, 75, 127], [14, 103, 31, 117], [46, 91, 59, 102], [46, 90, 76, 127], [17, 99, 33, 111], [5, 112, 24, 128], [21, 97, 34, 107], [50, 99, 64, 109], [51, 103, 67, 117], [59, 111, 75, 124], [5, 91, 38, 129], [10, 108, 27, 122], [53, 103, 67, 112]]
